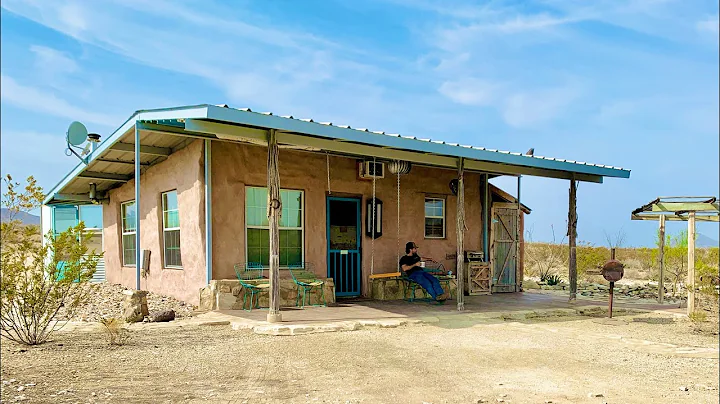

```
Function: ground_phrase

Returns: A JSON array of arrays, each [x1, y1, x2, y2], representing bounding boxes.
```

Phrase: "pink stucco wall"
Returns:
[[103, 140, 206, 305], [210, 141, 485, 296]]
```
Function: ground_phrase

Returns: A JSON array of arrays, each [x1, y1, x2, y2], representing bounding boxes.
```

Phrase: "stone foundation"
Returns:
[[370, 277, 457, 300], [199, 279, 336, 311]]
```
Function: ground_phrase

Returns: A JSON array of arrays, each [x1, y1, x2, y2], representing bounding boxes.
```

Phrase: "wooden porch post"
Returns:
[[267, 129, 282, 323], [658, 214, 666, 304], [456, 158, 465, 311], [687, 211, 696, 316], [568, 177, 577, 301]]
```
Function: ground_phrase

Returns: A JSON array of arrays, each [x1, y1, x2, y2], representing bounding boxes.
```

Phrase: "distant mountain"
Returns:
[[0, 208, 40, 226], [697, 233, 719, 248]]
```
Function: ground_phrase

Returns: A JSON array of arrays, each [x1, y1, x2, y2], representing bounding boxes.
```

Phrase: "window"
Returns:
[[121, 201, 136, 266], [424, 198, 445, 238], [162, 191, 182, 268], [245, 187, 303, 267], [79, 205, 103, 253], [53, 206, 78, 236]]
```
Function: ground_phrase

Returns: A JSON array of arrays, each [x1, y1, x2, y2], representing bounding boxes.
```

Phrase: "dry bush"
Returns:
[[99, 317, 131, 346]]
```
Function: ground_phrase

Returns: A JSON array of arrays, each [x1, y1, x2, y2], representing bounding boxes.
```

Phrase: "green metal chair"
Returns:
[[234, 262, 269, 311], [402, 260, 451, 303], [288, 262, 327, 308]]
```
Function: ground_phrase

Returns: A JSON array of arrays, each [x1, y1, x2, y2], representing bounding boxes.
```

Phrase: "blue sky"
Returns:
[[1, 0, 718, 247]]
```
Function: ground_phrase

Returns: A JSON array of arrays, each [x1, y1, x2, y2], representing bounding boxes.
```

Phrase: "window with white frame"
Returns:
[[121, 201, 136, 266], [245, 187, 303, 267], [162, 191, 182, 268], [424, 197, 445, 238]]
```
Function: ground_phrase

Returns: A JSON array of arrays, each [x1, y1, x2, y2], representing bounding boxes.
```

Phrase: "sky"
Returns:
[[1, 0, 718, 247]]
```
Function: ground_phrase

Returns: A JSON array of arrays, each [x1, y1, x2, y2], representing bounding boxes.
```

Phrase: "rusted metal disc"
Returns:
[[601, 259, 624, 282]]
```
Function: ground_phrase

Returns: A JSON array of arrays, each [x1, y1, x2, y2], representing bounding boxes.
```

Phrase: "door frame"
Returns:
[[326, 196, 362, 297], [490, 202, 519, 292]]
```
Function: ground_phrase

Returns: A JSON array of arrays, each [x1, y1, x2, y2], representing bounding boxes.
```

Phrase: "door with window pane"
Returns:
[[327, 197, 361, 297]]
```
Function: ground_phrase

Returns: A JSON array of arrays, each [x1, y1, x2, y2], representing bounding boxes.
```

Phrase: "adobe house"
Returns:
[[42, 104, 630, 320]]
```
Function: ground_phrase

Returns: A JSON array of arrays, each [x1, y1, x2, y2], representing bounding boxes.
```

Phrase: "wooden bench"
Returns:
[[370, 268, 454, 302]]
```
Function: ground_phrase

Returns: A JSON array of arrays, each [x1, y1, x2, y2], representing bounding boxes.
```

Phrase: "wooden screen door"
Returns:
[[491, 203, 519, 292], [327, 197, 362, 297]]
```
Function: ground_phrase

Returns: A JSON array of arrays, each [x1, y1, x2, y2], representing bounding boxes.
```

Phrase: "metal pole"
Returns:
[[204, 139, 212, 285], [608, 281, 614, 318], [134, 121, 141, 290]]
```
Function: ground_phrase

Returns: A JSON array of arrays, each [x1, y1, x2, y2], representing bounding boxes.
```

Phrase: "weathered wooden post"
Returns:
[[456, 158, 465, 311], [687, 211, 696, 316], [658, 214, 666, 304], [568, 178, 577, 301], [267, 129, 282, 323]]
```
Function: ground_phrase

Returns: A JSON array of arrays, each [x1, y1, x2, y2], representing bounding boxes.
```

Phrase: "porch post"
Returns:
[[204, 139, 212, 285], [481, 174, 489, 261], [687, 211, 696, 316], [568, 177, 577, 301], [456, 158, 465, 311], [516, 175, 521, 292], [267, 129, 282, 323], [658, 214, 665, 304], [134, 121, 141, 290]]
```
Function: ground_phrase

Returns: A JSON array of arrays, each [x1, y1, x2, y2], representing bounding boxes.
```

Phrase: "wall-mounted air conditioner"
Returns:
[[359, 161, 385, 179]]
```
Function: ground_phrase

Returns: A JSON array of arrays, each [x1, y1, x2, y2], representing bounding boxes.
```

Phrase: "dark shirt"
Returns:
[[399, 253, 421, 275]]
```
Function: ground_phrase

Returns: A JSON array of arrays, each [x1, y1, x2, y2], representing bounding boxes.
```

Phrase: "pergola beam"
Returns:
[[78, 171, 131, 182], [631, 214, 718, 222], [110, 142, 172, 156]]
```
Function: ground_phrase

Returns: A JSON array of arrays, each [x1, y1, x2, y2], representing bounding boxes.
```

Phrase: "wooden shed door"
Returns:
[[491, 203, 519, 292]]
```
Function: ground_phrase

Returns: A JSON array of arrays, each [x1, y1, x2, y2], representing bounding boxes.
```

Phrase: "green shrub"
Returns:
[[0, 175, 102, 345]]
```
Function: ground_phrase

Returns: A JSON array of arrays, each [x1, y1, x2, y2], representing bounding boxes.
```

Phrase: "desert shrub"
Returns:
[[689, 311, 708, 323], [99, 317, 131, 345], [576, 241, 608, 276], [0, 175, 101, 345], [524, 225, 566, 279], [542, 274, 563, 286]]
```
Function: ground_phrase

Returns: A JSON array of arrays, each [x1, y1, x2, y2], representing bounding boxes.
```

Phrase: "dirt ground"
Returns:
[[1, 311, 718, 404]]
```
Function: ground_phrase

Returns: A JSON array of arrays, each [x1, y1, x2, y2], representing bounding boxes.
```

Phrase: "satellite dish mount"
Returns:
[[65, 121, 101, 164]]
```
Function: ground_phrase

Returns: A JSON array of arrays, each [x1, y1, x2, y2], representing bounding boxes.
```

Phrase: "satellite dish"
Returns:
[[67, 121, 88, 146]]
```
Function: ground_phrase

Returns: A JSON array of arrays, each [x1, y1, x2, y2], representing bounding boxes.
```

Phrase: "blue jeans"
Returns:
[[408, 270, 445, 299]]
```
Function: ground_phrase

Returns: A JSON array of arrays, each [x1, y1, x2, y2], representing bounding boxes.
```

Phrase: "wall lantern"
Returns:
[[366, 197, 383, 239]]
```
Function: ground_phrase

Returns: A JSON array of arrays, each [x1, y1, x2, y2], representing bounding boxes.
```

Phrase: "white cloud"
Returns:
[[697, 15, 719, 34], [0, 75, 117, 127], [438, 78, 500, 106], [30, 45, 78, 74], [502, 86, 581, 128]]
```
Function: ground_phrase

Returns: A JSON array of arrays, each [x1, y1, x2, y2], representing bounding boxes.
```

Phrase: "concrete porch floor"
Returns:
[[196, 290, 686, 335]]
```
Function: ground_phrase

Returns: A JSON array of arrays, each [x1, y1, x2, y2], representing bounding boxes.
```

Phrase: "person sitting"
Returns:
[[399, 242, 449, 302]]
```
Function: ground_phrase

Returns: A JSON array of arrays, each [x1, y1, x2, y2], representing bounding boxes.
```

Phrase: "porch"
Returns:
[[197, 290, 684, 335]]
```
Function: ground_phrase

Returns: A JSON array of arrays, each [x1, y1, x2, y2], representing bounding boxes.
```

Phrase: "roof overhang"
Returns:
[[44, 104, 631, 205]]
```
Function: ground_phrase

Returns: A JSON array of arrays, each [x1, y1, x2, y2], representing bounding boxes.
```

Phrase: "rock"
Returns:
[[679, 386, 688, 391], [148, 310, 175, 322], [523, 280, 540, 289], [122, 290, 149, 323], [587, 393, 603, 397], [477, 400, 488, 403], [17, 386, 25, 392]]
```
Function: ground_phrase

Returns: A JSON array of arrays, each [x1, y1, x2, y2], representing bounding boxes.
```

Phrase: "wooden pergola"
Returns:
[[631, 197, 719, 315]]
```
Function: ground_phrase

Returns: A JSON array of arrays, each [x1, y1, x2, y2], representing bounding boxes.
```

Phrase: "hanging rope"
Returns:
[[326, 152, 331, 195], [371, 157, 376, 276]]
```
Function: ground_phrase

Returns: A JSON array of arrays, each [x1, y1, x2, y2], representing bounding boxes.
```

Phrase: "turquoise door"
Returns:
[[327, 197, 362, 297]]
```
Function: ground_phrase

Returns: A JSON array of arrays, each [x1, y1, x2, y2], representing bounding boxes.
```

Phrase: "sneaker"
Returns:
[[436, 292, 449, 301]]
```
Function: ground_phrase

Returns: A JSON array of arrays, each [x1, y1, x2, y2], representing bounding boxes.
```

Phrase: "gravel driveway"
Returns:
[[1, 312, 717, 404]]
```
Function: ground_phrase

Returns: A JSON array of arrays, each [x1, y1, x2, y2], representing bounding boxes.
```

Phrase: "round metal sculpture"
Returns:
[[601, 259, 624, 282], [387, 160, 411, 175]]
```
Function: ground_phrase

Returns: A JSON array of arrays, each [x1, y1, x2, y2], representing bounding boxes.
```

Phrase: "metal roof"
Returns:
[[44, 104, 630, 205]]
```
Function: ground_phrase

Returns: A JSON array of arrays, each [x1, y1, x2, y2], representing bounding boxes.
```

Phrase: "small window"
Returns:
[[162, 191, 182, 268], [121, 201, 136, 266], [424, 198, 445, 238]]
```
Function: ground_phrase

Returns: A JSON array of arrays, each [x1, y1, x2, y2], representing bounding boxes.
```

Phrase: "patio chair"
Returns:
[[288, 262, 327, 308], [234, 262, 269, 311]]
